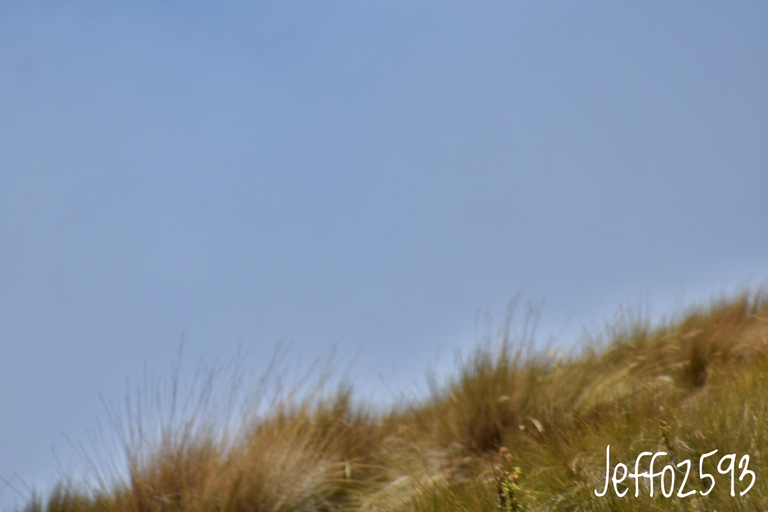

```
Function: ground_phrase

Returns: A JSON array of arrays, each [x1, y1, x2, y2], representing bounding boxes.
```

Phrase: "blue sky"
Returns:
[[1, 1, 767, 508]]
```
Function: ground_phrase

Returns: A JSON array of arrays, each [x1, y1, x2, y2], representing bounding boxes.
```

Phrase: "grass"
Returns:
[[11, 289, 768, 511]]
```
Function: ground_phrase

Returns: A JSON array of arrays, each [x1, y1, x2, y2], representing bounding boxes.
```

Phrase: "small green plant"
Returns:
[[494, 447, 523, 512]]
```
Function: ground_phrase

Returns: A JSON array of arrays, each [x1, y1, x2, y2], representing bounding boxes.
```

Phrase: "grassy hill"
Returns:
[[19, 290, 768, 511]]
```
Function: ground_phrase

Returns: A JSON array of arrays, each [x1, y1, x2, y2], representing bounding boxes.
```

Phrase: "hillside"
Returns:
[[19, 290, 768, 511]]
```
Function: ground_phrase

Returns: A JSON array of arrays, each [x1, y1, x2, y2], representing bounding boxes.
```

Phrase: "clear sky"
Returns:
[[1, 1, 767, 509]]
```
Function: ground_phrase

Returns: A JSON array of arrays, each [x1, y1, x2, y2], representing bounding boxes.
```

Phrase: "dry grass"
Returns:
[[14, 290, 768, 511]]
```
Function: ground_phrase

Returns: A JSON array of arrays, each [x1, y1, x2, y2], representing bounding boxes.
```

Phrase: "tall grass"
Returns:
[[15, 290, 768, 511]]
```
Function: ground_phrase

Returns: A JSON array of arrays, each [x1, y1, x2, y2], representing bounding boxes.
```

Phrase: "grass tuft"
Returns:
[[12, 289, 768, 511]]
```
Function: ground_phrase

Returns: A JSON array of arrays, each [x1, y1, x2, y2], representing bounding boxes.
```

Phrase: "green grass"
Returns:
[[14, 290, 768, 511]]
